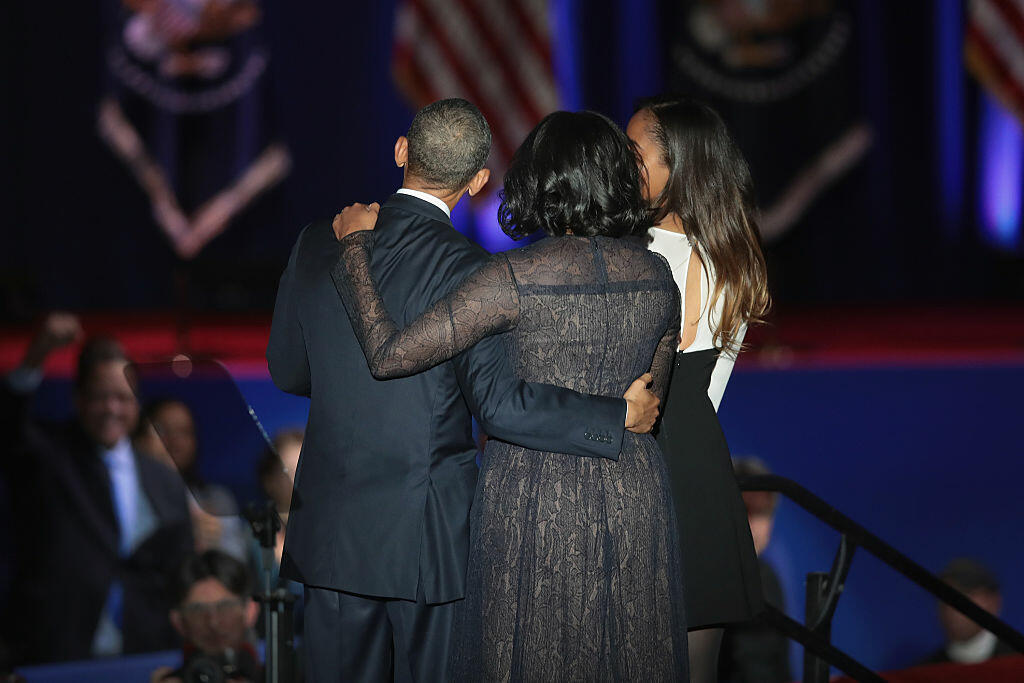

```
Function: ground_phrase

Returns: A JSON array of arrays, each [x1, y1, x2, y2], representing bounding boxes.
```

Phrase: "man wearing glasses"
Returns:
[[151, 550, 262, 683]]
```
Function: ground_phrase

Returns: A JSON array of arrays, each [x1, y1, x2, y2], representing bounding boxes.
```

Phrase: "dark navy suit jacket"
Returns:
[[267, 193, 625, 604]]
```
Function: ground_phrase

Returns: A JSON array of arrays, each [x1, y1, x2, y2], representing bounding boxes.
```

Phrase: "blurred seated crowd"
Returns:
[[0, 313, 1017, 679], [0, 313, 303, 679]]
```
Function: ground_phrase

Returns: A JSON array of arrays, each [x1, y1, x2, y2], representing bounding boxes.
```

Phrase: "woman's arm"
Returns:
[[649, 263, 682, 403], [708, 324, 746, 411], [331, 232, 520, 379]]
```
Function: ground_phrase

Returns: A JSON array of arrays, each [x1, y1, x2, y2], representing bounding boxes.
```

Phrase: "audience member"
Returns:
[[255, 429, 302, 567], [924, 558, 1016, 664], [149, 551, 261, 683], [258, 429, 302, 519], [0, 313, 193, 664], [253, 429, 305, 634], [135, 399, 248, 561], [718, 456, 791, 683]]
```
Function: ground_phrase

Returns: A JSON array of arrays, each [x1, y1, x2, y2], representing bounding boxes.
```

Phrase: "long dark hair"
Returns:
[[499, 110, 652, 239], [637, 98, 770, 351], [138, 397, 202, 485]]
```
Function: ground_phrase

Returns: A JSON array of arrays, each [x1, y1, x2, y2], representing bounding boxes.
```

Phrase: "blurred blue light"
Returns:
[[978, 93, 1023, 249], [613, 0, 660, 126], [472, 191, 522, 253], [450, 193, 475, 240], [550, 0, 582, 111]]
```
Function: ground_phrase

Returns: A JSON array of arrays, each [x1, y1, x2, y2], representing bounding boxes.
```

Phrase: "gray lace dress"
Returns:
[[332, 232, 688, 682]]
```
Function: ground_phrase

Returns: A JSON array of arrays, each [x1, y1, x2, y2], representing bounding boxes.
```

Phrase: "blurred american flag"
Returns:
[[392, 0, 560, 171], [966, 0, 1024, 122]]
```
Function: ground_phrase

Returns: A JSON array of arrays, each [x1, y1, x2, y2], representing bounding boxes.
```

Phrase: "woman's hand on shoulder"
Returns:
[[333, 202, 380, 240]]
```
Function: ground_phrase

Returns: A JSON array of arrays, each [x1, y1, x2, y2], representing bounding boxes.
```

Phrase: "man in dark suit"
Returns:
[[267, 98, 659, 682], [0, 314, 194, 664], [923, 558, 1016, 665]]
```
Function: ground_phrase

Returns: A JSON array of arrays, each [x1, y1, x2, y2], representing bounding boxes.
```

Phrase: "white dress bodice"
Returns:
[[647, 227, 746, 411]]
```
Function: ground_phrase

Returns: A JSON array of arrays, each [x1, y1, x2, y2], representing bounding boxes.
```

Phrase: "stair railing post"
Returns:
[[804, 572, 832, 683]]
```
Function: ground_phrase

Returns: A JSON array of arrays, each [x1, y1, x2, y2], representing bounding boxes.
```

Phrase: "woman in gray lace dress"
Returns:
[[332, 111, 688, 681]]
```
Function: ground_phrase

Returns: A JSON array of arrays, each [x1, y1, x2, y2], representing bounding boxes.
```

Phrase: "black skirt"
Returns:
[[656, 349, 763, 629]]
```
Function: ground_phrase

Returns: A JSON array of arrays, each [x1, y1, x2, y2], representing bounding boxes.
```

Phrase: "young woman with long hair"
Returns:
[[627, 97, 771, 682]]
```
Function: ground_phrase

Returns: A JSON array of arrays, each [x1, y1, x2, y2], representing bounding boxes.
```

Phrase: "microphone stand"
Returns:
[[244, 502, 296, 683]]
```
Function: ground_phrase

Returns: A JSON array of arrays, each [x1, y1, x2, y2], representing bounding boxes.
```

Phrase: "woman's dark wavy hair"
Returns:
[[499, 111, 653, 239], [635, 97, 770, 353]]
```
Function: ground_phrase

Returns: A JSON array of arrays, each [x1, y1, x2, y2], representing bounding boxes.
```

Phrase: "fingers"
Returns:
[[623, 391, 660, 433], [333, 202, 381, 240], [628, 373, 651, 391], [627, 373, 654, 393]]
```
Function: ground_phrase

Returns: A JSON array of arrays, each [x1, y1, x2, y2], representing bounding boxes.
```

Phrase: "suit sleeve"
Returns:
[[453, 335, 627, 460], [267, 226, 312, 397]]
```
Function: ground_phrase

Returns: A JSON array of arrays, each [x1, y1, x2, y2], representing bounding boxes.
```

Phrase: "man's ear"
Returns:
[[394, 136, 409, 168], [169, 610, 185, 638], [466, 168, 490, 197]]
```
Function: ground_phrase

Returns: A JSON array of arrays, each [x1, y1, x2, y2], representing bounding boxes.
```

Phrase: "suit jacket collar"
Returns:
[[381, 192, 453, 228]]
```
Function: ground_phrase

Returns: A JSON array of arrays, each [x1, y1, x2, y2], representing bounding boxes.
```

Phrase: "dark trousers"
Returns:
[[303, 585, 456, 683]]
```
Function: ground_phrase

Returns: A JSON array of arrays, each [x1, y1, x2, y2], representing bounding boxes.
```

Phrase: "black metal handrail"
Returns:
[[736, 473, 1024, 682], [758, 605, 883, 682]]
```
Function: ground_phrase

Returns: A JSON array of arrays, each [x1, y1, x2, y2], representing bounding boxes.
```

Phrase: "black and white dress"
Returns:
[[648, 227, 763, 629], [333, 232, 689, 681]]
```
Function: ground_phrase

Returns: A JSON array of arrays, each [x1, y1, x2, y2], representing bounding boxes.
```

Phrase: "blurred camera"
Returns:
[[183, 653, 240, 683]]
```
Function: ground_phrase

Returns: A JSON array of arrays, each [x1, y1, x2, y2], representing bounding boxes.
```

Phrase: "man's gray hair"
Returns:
[[406, 98, 492, 191]]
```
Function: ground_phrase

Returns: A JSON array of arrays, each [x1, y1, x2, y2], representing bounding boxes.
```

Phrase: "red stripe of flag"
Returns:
[[505, 1, 553, 71], [406, 0, 519, 162], [966, 20, 1024, 111], [987, 0, 1024, 48], [455, 0, 547, 124]]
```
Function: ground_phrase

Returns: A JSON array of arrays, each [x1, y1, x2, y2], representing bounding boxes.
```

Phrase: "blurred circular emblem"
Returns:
[[110, 0, 266, 113], [674, 0, 850, 103]]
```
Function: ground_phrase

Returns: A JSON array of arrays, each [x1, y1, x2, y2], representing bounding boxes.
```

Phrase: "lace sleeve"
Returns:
[[649, 260, 681, 403], [330, 231, 520, 379]]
